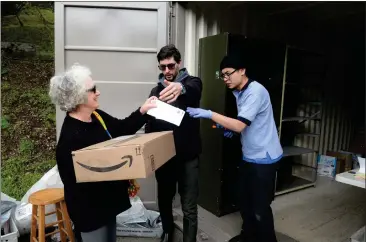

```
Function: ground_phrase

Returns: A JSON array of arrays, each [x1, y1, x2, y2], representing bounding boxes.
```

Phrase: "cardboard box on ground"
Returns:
[[326, 151, 353, 174], [72, 131, 176, 182], [317, 151, 356, 179]]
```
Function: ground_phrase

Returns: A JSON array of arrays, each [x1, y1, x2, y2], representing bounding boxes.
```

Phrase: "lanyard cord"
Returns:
[[93, 111, 113, 139]]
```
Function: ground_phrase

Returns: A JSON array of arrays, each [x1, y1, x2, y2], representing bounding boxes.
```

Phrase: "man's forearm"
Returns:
[[211, 112, 246, 133], [183, 78, 202, 106]]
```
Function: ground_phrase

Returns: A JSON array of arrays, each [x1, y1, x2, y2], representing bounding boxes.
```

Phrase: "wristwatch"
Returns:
[[180, 83, 186, 95]]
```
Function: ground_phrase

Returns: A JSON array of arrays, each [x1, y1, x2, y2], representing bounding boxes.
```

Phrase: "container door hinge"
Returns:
[[168, 2, 175, 44]]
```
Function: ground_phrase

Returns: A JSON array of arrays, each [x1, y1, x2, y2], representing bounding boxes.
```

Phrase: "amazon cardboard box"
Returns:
[[72, 131, 175, 183]]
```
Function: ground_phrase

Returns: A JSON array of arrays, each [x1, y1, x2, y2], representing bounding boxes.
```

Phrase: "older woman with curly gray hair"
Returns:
[[49, 63, 157, 242]]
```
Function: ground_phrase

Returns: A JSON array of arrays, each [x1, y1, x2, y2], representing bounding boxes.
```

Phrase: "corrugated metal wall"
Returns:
[[293, 98, 354, 167], [180, 2, 354, 164], [183, 3, 221, 76], [289, 49, 354, 168], [318, 101, 353, 154], [291, 47, 354, 168]]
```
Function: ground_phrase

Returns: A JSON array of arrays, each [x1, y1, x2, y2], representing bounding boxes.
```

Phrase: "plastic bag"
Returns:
[[1, 193, 19, 235], [20, 165, 63, 204], [117, 196, 148, 225], [12, 165, 64, 235], [116, 196, 163, 238], [1, 210, 12, 235], [116, 210, 163, 238], [1, 201, 17, 215], [1, 193, 19, 204]]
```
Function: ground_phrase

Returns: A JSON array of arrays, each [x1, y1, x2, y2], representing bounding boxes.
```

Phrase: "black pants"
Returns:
[[80, 219, 116, 242], [239, 161, 278, 242], [155, 156, 199, 242], [74, 226, 82, 242]]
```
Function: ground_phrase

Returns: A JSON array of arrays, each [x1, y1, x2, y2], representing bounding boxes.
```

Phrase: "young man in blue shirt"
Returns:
[[187, 55, 282, 242]]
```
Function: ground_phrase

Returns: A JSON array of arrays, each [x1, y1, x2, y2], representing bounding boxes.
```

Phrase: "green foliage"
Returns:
[[1, 3, 54, 26], [19, 87, 55, 127], [1, 5, 54, 58], [1, 26, 54, 56], [1, 2, 26, 18], [1, 68, 8, 75], [2, 136, 56, 200], [20, 87, 51, 106], [1, 62, 8, 75], [19, 138, 35, 156], [1, 116, 10, 129], [20, 4, 54, 23], [1, 2, 56, 200], [2, 155, 56, 200], [1, 81, 10, 90]]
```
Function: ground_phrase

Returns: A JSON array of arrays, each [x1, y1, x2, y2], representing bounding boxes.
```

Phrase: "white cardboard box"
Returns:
[[317, 155, 337, 178]]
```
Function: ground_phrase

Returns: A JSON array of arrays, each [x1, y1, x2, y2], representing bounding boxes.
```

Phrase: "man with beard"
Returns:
[[186, 55, 282, 242], [145, 44, 202, 242]]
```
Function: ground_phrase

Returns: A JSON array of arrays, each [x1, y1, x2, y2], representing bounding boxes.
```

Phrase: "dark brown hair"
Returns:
[[157, 44, 181, 63]]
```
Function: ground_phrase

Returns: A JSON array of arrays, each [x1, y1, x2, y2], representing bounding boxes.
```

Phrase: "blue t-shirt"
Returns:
[[233, 80, 283, 164]]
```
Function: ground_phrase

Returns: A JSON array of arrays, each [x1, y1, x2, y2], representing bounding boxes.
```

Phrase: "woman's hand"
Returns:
[[140, 96, 158, 114]]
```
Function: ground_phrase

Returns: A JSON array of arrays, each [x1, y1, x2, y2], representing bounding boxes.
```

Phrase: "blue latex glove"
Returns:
[[215, 123, 234, 138], [186, 107, 212, 119], [215, 123, 224, 129], [224, 130, 234, 138]]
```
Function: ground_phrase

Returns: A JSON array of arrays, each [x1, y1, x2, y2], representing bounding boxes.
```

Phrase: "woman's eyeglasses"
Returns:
[[158, 63, 176, 71], [87, 85, 97, 93]]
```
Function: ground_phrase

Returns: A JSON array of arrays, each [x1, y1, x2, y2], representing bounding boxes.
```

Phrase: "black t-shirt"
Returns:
[[56, 108, 147, 232], [145, 75, 203, 161]]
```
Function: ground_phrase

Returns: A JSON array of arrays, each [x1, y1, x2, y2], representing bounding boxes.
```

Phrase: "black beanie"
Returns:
[[220, 55, 246, 71]]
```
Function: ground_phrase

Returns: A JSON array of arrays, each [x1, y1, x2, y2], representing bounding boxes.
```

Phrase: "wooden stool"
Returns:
[[29, 188, 74, 242]]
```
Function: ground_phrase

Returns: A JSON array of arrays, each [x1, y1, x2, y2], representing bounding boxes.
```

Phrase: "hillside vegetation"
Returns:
[[1, 3, 56, 200]]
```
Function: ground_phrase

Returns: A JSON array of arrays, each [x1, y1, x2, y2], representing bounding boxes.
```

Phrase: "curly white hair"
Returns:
[[49, 63, 92, 112]]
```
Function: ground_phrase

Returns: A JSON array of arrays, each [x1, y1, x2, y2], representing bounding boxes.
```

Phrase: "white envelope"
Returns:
[[147, 100, 185, 126]]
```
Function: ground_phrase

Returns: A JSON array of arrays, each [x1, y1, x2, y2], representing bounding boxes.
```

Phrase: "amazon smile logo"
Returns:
[[76, 155, 133, 173]]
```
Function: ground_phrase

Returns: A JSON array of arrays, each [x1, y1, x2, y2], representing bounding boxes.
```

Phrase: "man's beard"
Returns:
[[165, 73, 176, 81]]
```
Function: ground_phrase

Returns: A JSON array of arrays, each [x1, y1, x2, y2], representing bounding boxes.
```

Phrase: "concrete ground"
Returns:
[[172, 176, 366, 242], [117, 176, 366, 242], [17, 175, 363, 242]]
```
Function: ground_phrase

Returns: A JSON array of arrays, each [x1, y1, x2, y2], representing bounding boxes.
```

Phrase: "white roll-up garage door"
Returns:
[[55, 1, 169, 210]]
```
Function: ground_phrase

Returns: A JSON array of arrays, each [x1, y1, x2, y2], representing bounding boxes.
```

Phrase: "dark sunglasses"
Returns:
[[87, 85, 97, 93], [158, 63, 176, 71], [219, 69, 237, 80]]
